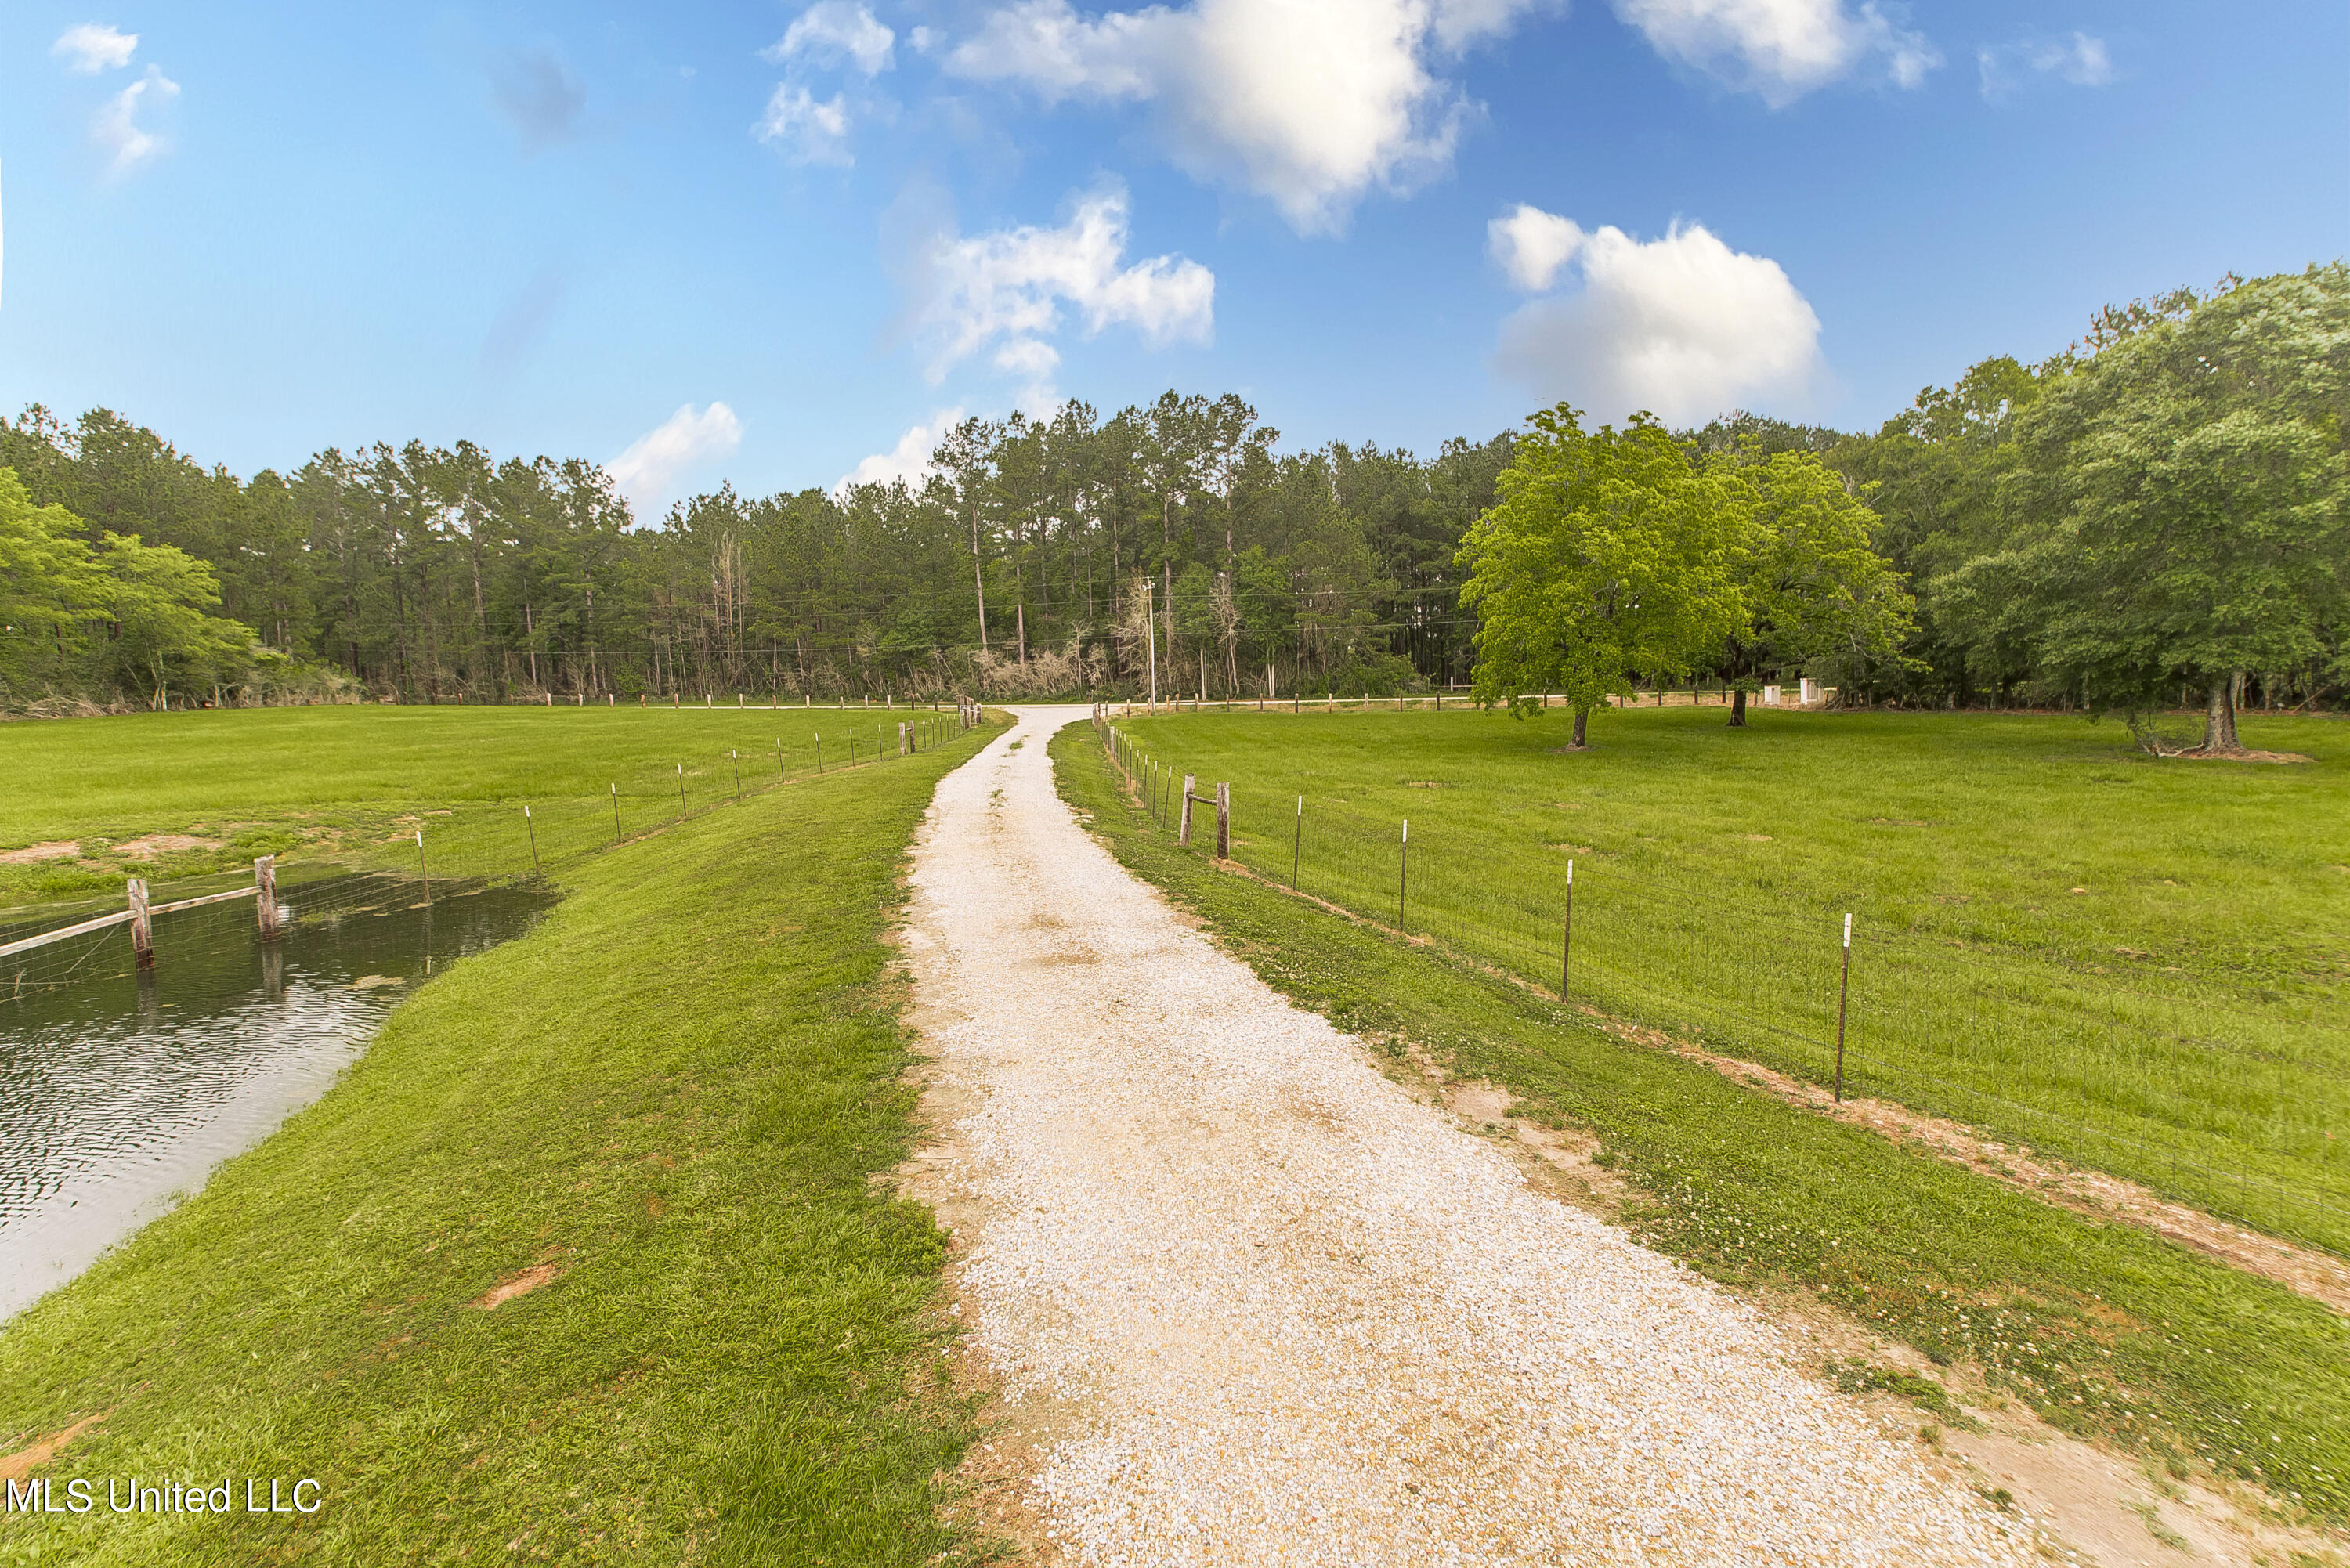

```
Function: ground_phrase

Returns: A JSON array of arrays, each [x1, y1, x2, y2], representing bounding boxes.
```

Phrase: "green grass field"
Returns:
[[1104, 702, 2350, 1253], [0, 701, 972, 911], [1050, 717, 2350, 1523], [0, 714, 1003, 1566]]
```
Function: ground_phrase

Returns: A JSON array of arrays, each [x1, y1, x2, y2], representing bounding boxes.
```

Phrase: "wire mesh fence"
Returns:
[[1099, 719, 2349, 1259]]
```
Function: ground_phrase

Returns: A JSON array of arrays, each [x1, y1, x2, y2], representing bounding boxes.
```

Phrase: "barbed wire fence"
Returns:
[[1097, 716, 2348, 1260]]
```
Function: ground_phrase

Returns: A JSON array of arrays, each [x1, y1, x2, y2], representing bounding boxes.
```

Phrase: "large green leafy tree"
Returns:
[[95, 533, 257, 707], [1712, 447, 1916, 725], [1949, 267, 2349, 750], [0, 467, 108, 695], [1458, 408, 1747, 747]]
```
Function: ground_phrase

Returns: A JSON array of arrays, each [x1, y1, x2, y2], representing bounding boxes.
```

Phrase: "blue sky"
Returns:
[[2, 1, 2343, 514]]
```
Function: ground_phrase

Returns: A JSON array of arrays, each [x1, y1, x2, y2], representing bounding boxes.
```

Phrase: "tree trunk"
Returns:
[[1571, 706, 1589, 747], [1728, 687, 1748, 728], [2202, 674, 2243, 753]]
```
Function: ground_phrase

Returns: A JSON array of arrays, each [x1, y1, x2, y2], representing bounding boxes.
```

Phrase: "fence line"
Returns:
[[1095, 717, 2347, 1259], [3, 704, 994, 1000]]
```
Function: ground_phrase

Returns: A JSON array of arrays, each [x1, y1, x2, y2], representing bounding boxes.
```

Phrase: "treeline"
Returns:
[[1, 265, 2341, 720], [0, 395, 1511, 708]]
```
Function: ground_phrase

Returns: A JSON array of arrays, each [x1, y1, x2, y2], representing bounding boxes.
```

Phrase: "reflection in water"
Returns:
[[0, 874, 554, 1321]]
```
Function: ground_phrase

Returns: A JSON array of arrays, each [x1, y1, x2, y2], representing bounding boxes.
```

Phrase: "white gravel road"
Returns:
[[901, 706, 2030, 1567]]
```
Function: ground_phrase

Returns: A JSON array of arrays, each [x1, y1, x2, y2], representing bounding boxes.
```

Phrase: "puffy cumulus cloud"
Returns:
[[755, 3, 895, 165], [1491, 211, 1822, 426], [1978, 31, 2112, 99], [764, 2, 896, 76], [756, 84, 854, 164], [838, 406, 968, 493], [94, 66, 179, 175], [947, 0, 1544, 235], [1488, 203, 1583, 291], [608, 403, 743, 516], [52, 23, 138, 74], [909, 181, 1213, 395], [1612, 0, 1936, 105]]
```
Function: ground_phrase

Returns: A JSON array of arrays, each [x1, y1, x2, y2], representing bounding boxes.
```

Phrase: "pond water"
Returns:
[[0, 873, 556, 1321]]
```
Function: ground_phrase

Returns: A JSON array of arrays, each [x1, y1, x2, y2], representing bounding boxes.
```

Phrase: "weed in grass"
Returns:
[[1829, 1359, 1966, 1422]]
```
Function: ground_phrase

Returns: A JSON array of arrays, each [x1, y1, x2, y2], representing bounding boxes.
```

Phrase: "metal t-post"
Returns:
[[1833, 912, 1853, 1103], [1397, 818, 1408, 928], [1292, 795, 1303, 889], [1561, 859, 1574, 999]]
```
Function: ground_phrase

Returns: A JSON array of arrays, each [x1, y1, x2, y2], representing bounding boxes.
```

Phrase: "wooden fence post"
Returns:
[[128, 876, 154, 968], [1179, 774, 1195, 846], [255, 854, 281, 939], [1215, 782, 1230, 858]]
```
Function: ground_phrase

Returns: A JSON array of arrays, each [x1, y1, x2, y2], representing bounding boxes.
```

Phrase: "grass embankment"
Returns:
[[1050, 719, 2350, 1524], [0, 703, 971, 909], [1105, 703, 2349, 1252], [0, 715, 1006, 1565]]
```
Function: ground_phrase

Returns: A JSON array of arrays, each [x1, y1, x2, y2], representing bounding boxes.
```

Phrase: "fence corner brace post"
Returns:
[[1178, 774, 1196, 847], [1215, 782, 1231, 859]]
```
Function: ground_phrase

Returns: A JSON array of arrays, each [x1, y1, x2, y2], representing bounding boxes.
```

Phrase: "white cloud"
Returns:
[[756, 85, 855, 164], [1491, 211, 1822, 426], [1612, 0, 1936, 105], [947, 0, 1543, 235], [1978, 32, 2113, 99], [608, 403, 743, 516], [52, 23, 137, 74], [94, 66, 178, 175], [839, 407, 967, 493], [764, 2, 896, 76], [909, 181, 1213, 392], [1488, 204, 1584, 292]]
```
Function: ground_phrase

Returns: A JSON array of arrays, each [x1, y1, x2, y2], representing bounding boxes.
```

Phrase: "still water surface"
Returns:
[[0, 874, 554, 1320]]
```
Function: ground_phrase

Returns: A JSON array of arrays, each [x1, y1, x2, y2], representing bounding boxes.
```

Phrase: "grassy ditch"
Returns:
[[1051, 718, 2350, 1525], [0, 703, 976, 907], [0, 716, 1006, 1566], [1103, 703, 2349, 1253]]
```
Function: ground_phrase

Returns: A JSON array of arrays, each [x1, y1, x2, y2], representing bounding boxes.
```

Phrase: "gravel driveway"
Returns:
[[901, 706, 2029, 1566]]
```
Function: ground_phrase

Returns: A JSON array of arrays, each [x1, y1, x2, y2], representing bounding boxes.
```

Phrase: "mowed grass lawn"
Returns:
[[1051, 718, 2350, 1525], [1106, 703, 2350, 1251], [0, 715, 1003, 1565], [0, 703, 972, 908]]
